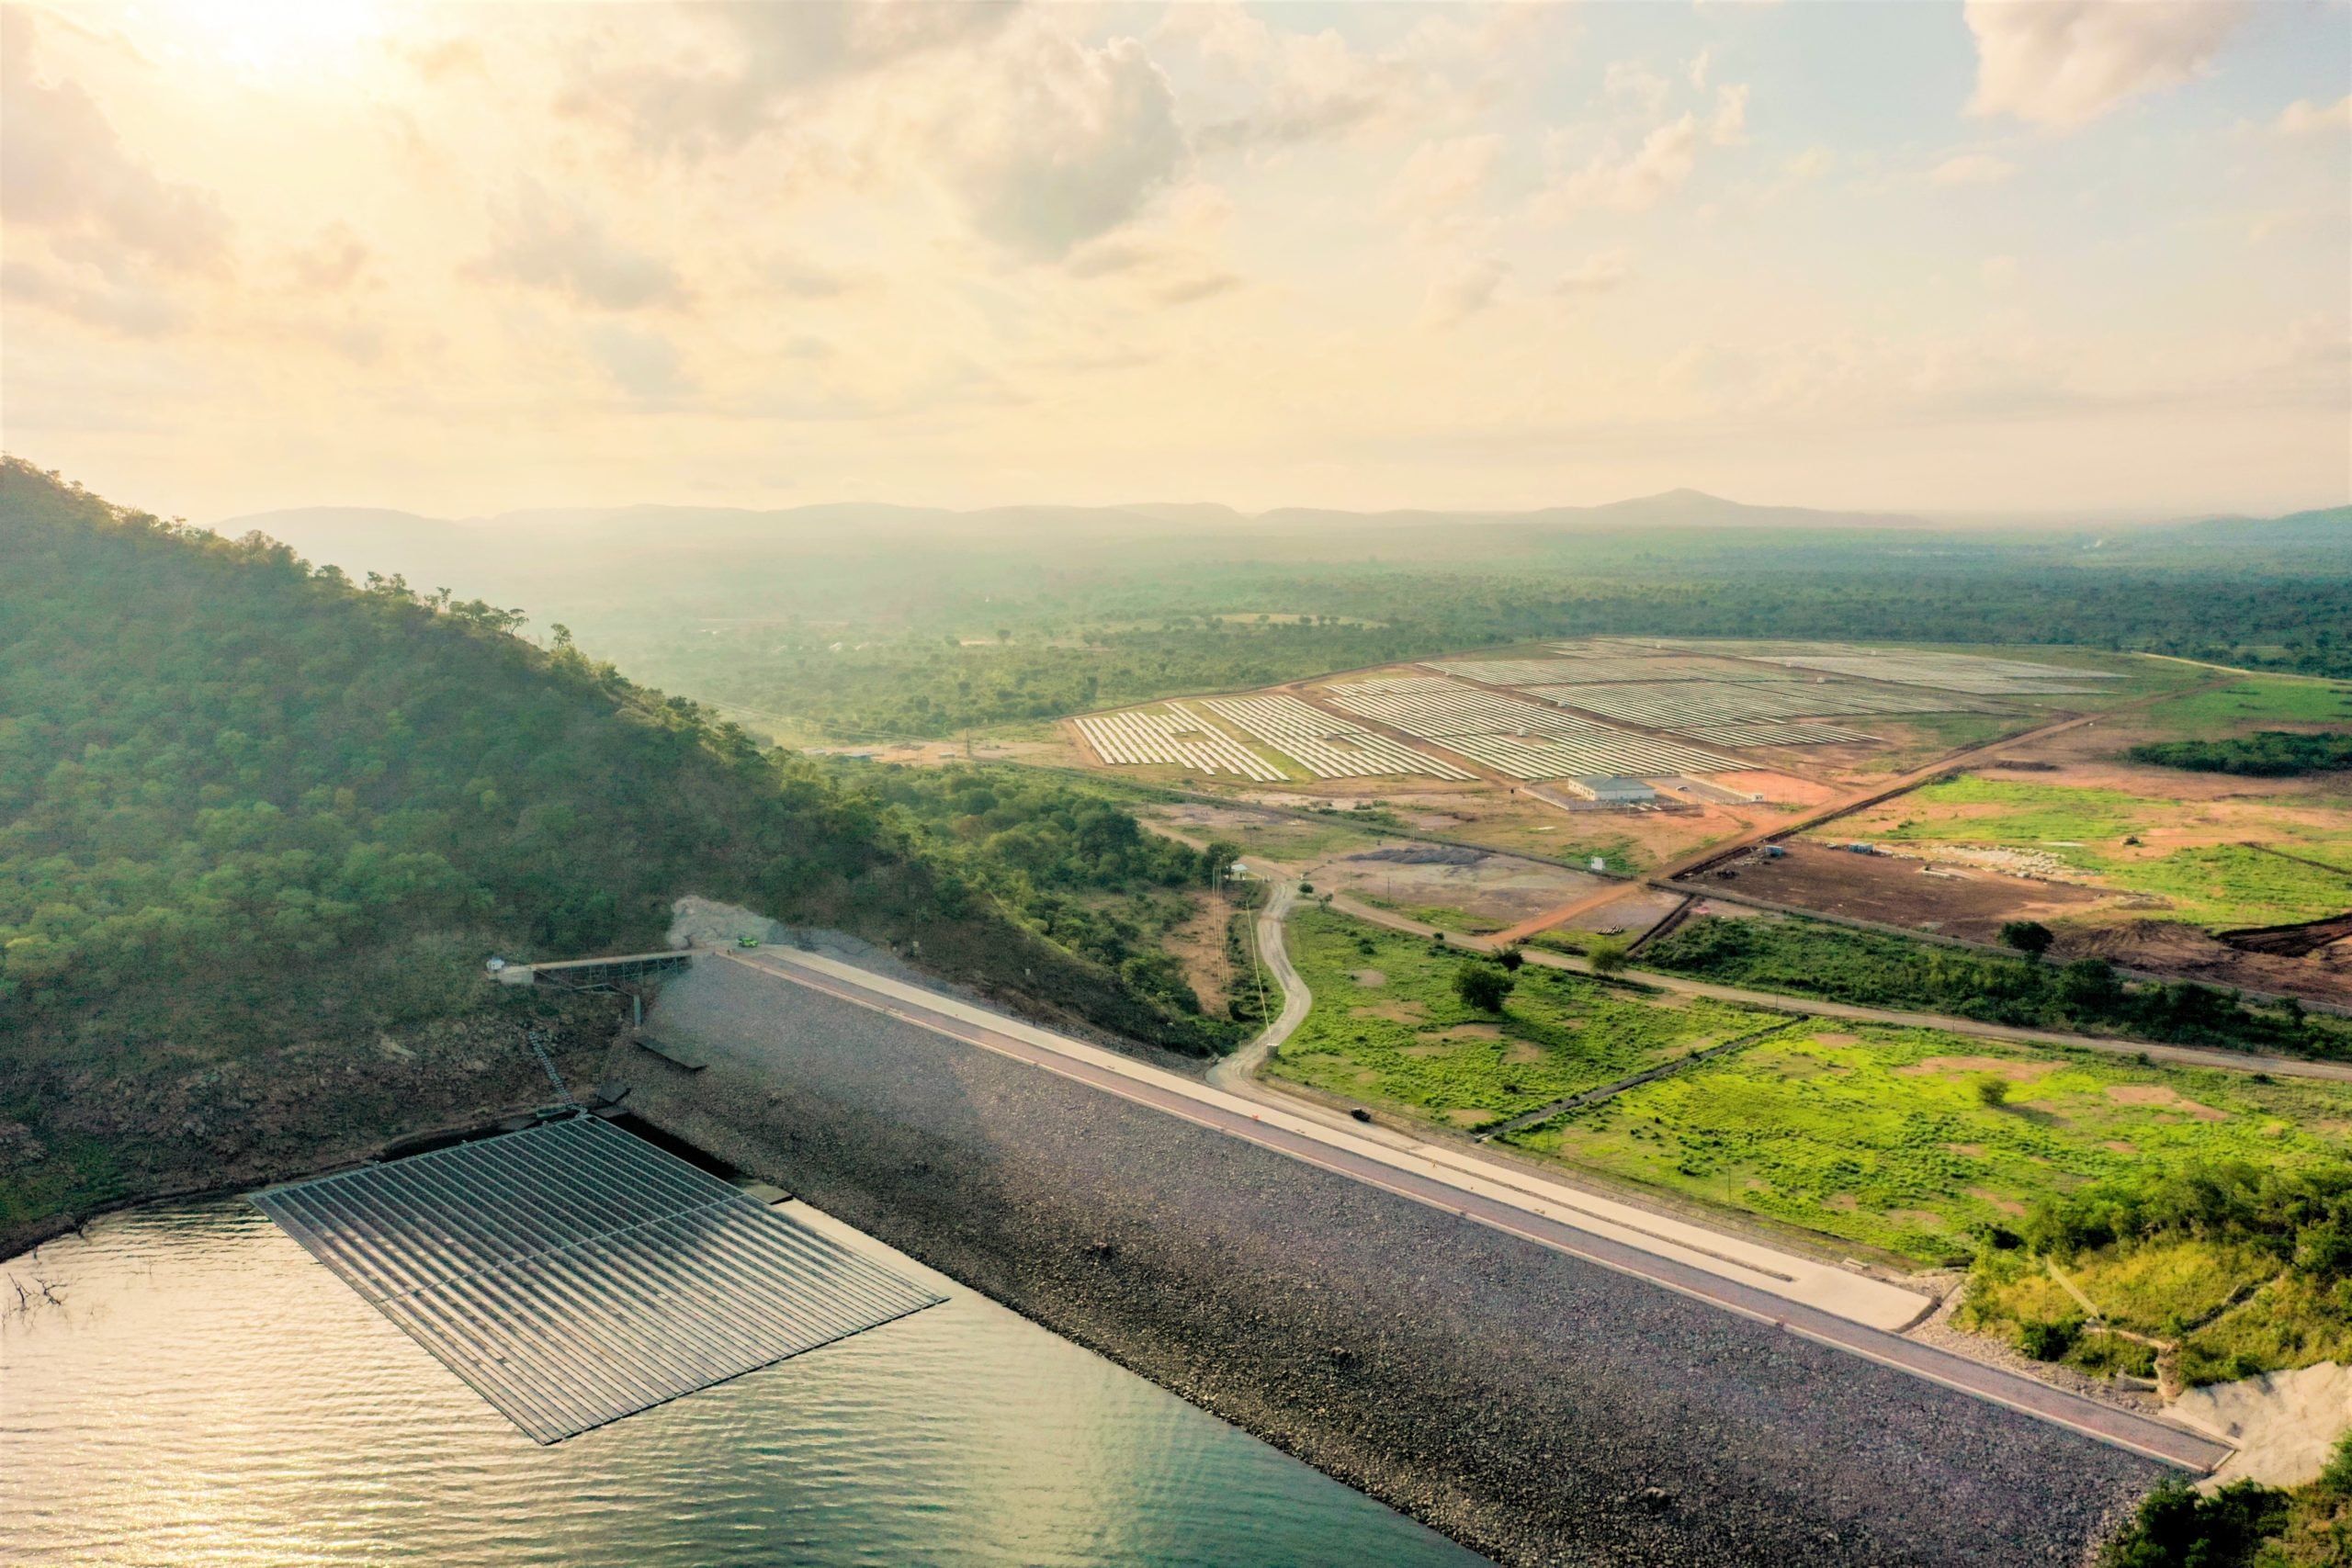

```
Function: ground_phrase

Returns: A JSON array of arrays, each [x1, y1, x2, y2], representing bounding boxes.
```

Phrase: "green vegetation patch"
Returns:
[[2139, 677, 2352, 740], [1819, 773, 2352, 927], [2132, 731, 2352, 777], [1644, 914, 2351, 1058], [1505, 1026, 2352, 1265], [1268, 907, 1776, 1130]]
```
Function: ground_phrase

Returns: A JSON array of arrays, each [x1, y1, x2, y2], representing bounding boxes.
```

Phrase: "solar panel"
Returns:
[[252, 1116, 943, 1443]]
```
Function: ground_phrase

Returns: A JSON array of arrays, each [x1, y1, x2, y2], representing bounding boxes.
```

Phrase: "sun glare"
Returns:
[[128, 0, 389, 78]]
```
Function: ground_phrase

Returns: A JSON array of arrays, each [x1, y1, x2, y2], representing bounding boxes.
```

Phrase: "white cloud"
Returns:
[[569, 2, 1014, 154], [1556, 249, 1633, 296], [1533, 116, 1700, 218], [582, 321, 688, 403], [925, 31, 1182, 259], [0, 11, 231, 275], [470, 184, 689, 310], [1687, 48, 1712, 91], [1605, 61, 1671, 117], [1711, 85, 1749, 147], [1420, 254, 1508, 327], [1784, 146, 1836, 180], [1965, 0, 2245, 130], [1385, 134, 1504, 220], [2272, 96, 2352, 137], [1189, 21, 1417, 153], [1929, 152, 2017, 186]]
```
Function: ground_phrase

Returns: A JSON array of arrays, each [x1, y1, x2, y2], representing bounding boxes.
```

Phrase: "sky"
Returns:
[[3, 0, 2347, 525]]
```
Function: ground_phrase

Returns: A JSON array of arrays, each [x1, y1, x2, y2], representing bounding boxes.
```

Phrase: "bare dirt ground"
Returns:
[[1158, 892, 1240, 1008], [1690, 840, 2117, 941], [1311, 843, 1615, 931], [2062, 919, 2352, 1007]]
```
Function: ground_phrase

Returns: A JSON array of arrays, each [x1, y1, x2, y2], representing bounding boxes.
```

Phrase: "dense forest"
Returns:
[[0, 462, 1229, 1242], [614, 557, 2352, 741]]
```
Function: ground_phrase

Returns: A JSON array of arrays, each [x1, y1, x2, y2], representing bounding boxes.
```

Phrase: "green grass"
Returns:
[[1859, 774, 2352, 926], [2140, 677, 2352, 739], [1503, 1025, 2352, 1264], [1267, 907, 1778, 1130], [2176, 1272, 2352, 1386]]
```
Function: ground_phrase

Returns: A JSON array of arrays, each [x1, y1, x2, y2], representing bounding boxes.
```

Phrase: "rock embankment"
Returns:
[[614, 957, 2165, 1568]]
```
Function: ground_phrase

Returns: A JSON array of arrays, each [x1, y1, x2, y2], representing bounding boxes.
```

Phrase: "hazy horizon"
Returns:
[[6, 2, 2346, 525]]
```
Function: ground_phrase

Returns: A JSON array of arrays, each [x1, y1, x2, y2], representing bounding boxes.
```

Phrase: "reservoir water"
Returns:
[[3, 1197, 1485, 1568]]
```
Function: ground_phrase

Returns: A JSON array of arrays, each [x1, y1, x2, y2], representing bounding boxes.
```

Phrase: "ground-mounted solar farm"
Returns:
[[1051, 640, 2352, 1005]]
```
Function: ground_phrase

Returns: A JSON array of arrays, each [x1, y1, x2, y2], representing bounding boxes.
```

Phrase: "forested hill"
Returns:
[[0, 460, 1204, 1246]]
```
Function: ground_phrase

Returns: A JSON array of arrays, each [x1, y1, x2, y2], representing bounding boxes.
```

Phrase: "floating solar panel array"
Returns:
[[252, 1117, 944, 1444], [1321, 678, 1734, 779], [1074, 705, 1284, 780], [1523, 680, 1968, 727], [1202, 693, 1474, 780]]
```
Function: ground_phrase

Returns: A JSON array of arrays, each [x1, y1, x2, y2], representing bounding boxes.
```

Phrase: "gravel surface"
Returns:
[[613, 960, 2162, 1568]]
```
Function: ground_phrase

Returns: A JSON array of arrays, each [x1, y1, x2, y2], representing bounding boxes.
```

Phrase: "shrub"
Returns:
[[2000, 919, 2054, 961], [1975, 1075, 2011, 1108], [1453, 962, 1514, 1012], [2097, 1478, 2292, 1567], [1586, 934, 1632, 975], [2016, 1314, 2082, 1361]]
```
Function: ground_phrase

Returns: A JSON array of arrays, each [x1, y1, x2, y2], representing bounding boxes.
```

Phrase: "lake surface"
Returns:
[[3, 1197, 1485, 1568]]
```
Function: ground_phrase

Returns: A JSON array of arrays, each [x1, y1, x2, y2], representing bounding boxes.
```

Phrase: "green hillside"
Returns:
[[0, 461, 1220, 1246]]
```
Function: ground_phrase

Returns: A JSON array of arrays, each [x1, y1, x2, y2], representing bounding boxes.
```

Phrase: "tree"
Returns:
[[1587, 934, 1632, 974], [1497, 946, 1524, 971], [1999, 920, 2054, 962], [1453, 961, 1513, 1012]]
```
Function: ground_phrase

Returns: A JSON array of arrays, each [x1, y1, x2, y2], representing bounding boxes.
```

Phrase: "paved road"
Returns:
[[1327, 892, 2352, 1084], [710, 944, 2230, 1474]]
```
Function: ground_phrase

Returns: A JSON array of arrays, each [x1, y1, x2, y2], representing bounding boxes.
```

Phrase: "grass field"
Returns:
[[1501, 1024, 2352, 1265], [2138, 676, 2352, 739], [1267, 907, 1778, 1129], [1859, 773, 2352, 926]]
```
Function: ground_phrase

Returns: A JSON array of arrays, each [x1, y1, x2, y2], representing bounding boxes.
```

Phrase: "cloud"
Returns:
[[571, 1, 1015, 154], [1929, 152, 2016, 186], [0, 10, 231, 274], [1187, 18, 1417, 153], [469, 185, 689, 310], [2272, 96, 2352, 137], [1533, 116, 1700, 218], [1687, 48, 1712, 91], [287, 222, 374, 292], [1385, 134, 1503, 220], [1784, 146, 1836, 180], [0, 254, 187, 337], [1555, 249, 1633, 296], [1965, 0, 2245, 130], [766, 252, 854, 299], [1605, 61, 1671, 117], [926, 32, 1182, 259], [582, 321, 689, 403], [1420, 254, 1507, 328], [1711, 85, 1749, 146], [1154, 272, 1241, 306]]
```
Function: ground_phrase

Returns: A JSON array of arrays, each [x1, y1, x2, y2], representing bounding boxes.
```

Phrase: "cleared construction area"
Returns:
[[1073, 705, 1285, 780], [251, 1115, 944, 1443]]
